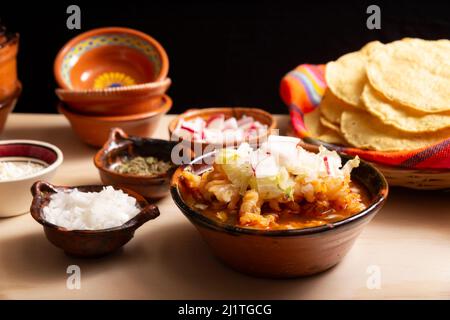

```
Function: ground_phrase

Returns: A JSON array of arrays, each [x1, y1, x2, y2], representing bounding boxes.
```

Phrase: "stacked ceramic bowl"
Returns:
[[0, 25, 21, 135], [54, 27, 172, 147]]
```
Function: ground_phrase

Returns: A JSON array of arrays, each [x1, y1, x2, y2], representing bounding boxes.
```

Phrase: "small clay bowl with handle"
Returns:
[[94, 128, 190, 200], [168, 107, 277, 154], [30, 181, 160, 257]]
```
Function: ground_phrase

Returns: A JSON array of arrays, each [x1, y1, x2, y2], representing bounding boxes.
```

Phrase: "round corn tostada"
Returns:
[[366, 38, 450, 113], [325, 41, 383, 108], [361, 84, 450, 133], [340, 109, 450, 152], [319, 89, 352, 125]]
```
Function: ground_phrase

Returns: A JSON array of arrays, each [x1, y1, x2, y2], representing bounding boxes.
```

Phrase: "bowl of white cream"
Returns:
[[0, 140, 63, 217]]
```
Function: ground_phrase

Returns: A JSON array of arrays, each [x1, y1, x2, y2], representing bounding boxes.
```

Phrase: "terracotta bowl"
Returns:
[[54, 27, 169, 91], [171, 152, 388, 278], [168, 107, 277, 153], [94, 128, 189, 200], [0, 83, 21, 135], [55, 78, 171, 116], [30, 181, 160, 257], [0, 140, 63, 217], [58, 94, 172, 147], [0, 27, 19, 101]]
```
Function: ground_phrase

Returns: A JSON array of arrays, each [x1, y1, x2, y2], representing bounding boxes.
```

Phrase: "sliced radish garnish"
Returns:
[[223, 117, 238, 130], [180, 119, 202, 133], [206, 114, 225, 130], [203, 128, 223, 144], [174, 127, 195, 140], [237, 116, 254, 127], [324, 156, 331, 175]]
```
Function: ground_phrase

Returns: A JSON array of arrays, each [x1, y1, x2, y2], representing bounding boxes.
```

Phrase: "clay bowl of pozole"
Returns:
[[171, 136, 388, 278]]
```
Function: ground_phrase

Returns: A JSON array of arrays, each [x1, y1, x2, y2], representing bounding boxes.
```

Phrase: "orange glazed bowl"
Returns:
[[58, 95, 172, 147], [55, 78, 172, 116], [0, 83, 21, 135], [0, 26, 19, 101], [54, 27, 169, 91]]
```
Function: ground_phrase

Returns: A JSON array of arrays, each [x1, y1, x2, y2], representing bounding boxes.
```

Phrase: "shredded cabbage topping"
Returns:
[[180, 135, 365, 230], [215, 136, 360, 200]]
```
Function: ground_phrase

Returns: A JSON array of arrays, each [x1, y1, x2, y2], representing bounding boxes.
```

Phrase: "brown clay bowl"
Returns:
[[30, 181, 160, 257], [94, 128, 190, 200], [171, 151, 388, 278], [0, 27, 19, 101], [168, 107, 277, 153], [54, 27, 169, 91], [55, 78, 172, 116], [58, 94, 172, 147], [0, 82, 21, 135]]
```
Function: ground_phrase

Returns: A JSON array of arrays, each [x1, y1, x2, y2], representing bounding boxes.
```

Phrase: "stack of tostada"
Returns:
[[307, 38, 450, 152]]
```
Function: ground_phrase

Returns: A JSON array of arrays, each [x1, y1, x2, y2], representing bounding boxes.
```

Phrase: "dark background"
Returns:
[[1, 0, 449, 114]]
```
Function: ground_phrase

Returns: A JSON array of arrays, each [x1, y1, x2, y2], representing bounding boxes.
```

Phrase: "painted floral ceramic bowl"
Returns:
[[30, 181, 160, 257], [58, 95, 172, 147], [0, 140, 63, 217], [0, 26, 19, 101], [54, 27, 169, 91], [94, 128, 186, 200], [171, 151, 388, 278]]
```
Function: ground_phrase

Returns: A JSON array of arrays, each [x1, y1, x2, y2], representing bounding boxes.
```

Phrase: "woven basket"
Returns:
[[369, 163, 450, 190]]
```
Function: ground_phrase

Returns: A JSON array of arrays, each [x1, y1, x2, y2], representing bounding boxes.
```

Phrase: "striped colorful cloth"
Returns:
[[280, 64, 450, 169]]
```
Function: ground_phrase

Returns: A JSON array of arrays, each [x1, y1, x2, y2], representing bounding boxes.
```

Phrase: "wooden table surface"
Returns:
[[0, 113, 449, 300]]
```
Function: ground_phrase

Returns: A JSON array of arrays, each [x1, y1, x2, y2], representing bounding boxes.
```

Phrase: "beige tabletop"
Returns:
[[0, 113, 449, 300]]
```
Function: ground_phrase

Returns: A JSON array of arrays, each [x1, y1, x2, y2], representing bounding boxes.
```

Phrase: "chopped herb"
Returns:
[[115, 156, 173, 176]]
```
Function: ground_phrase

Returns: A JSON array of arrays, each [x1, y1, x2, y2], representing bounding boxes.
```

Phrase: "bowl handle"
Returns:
[[129, 204, 160, 230], [31, 180, 58, 197], [107, 127, 129, 146]]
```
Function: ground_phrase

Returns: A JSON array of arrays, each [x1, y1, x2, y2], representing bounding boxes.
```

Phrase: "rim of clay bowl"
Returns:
[[55, 78, 172, 97], [30, 181, 160, 234], [58, 94, 172, 121], [171, 150, 389, 237], [168, 107, 277, 145], [0, 139, 64, 184], [54, 26, 169, 90], [94, 127, 179, 181]]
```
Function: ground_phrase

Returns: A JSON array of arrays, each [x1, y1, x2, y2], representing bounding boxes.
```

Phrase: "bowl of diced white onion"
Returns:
[[30, 181, 160, 257], [0, 140, 63, 217]]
